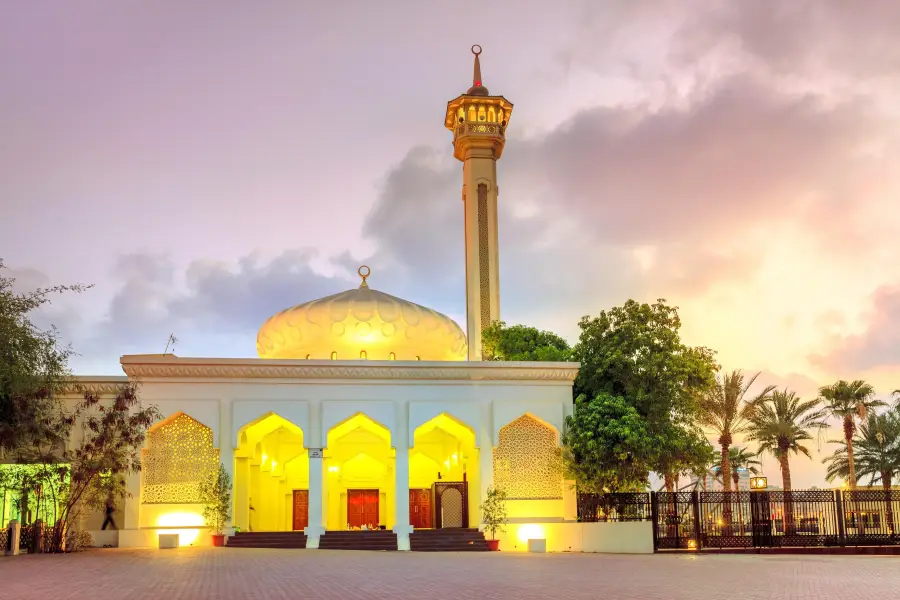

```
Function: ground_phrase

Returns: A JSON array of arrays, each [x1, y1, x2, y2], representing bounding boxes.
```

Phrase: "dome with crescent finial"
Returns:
[[256, 266, 468, 361]]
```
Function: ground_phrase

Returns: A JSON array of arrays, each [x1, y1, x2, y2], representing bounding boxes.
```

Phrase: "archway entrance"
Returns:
[[235, 413, 307, 532], [325, 414, 393, 530], [411, 414, 477, 529]]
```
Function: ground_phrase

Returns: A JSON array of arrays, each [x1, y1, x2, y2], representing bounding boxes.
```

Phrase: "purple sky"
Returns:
[[3, 1, 900, 488]]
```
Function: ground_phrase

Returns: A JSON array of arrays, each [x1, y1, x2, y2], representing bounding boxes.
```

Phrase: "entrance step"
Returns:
[[410, 528, 490, 552], [226, 531, 308, 549], [319, 530, 398, 551]]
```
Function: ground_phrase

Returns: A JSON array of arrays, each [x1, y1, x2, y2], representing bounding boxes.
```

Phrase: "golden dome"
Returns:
[[256, 266, 468, 361]]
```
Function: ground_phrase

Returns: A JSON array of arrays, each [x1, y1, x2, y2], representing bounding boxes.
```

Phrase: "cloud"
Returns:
[[811, 284, 900, 372]]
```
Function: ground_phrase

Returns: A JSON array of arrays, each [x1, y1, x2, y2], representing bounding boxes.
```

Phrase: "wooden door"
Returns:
[[409, 489, 432, 529], [292, 490, 309, 531], [348, 489, 380, 528]]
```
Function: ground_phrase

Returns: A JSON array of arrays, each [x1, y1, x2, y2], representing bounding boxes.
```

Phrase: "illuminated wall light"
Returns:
[[516, 524, 545, 544], [328, 466, 340, 473], [271, 460, 277, 469], [261, 453, 268, 464]]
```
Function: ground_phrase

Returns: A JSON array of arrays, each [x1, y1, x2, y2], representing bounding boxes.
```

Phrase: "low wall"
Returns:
[[119, 525, 213, 548], [87, 530, 119, 547], [490, 521, 653, 554]]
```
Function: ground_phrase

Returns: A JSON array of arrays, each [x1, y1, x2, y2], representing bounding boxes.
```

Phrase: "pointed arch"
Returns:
[[493, 413, 562, 500], [143, 412, 219, 504]]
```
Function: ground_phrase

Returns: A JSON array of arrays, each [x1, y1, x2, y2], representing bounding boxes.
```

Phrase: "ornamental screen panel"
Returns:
[[142, 413, 219, 504], [493, 415, 562, 500]]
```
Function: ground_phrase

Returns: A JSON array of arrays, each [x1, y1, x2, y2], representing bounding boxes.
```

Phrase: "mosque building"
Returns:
[[68, 47, 584, 552]]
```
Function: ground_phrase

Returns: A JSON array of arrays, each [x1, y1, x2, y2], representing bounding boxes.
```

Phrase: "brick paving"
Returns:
[[2, 548, 897, 599]]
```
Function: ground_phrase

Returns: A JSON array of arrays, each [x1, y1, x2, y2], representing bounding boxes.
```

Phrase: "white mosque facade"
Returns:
[[37, 48, 652, 553]]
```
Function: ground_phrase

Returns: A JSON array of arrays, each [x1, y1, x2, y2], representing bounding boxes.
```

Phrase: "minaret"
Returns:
[[445, 45, 513, 361]]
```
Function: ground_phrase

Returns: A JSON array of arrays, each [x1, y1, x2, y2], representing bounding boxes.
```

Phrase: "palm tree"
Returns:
[[819, 380, 885, 490], [747, 389, 828, 490], [823, 411, 900, 534], [699, 370, 775, 492], [720, 446, 762, 534], [747, 389, 828, 534]]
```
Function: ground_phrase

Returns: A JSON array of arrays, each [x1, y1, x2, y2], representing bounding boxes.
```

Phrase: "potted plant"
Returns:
[[198, 463, 231, 547], [480, 485, 508, 551]]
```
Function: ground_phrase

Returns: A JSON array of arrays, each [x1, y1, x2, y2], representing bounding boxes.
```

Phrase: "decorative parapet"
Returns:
[[117, 354, 579, 383]]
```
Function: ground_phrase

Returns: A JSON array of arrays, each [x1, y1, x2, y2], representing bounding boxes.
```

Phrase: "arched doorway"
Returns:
[[325, 414, 393, 530], [235, 413, 307, 532], [410, 414, 477, 529]]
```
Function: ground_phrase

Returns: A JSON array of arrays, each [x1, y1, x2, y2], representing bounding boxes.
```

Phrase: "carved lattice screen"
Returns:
[[142, 413, 219, 504], [493, 414, 562, 500]]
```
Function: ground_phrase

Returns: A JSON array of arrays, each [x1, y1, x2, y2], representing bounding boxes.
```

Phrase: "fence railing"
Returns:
[[652, 489, 900, 551], [577, 492, 652, 522]]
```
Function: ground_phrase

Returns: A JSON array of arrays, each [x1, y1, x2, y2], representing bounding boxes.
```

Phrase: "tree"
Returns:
[[685, 443, 720, 491], [199, 463, 232, 536], [746, 389, 828, 491], [818, 380, 885, 490], [0, 258, 90, 458], [481, 320, 571, 362], [570, 299, 718, 478], [480, 486, 509, 541], [698, 370, 774, 492], [43, 382, 161, 551], [560, 393, 658, 493], [823, 411, 900, 489], [722, 446, 762, 490], [654, 425, 715, 493]]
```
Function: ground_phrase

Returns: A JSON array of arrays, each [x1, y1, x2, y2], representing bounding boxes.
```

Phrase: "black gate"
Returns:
[[651, 489, 898, 551], [432, 482, 468, 529], [652, 492, 700, 550]]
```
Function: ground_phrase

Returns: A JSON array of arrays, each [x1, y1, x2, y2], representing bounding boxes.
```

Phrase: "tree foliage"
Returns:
[[481, 320, 571, 362], [698, 370, 774, 492], [199, 463, 232, 535], [0, 258, 91, 458], [560, 393, 657, 492], [819, 379, 885, 489], [572, 299, 718, 430], [823, 410, 900, 488], [569, 299, 718, 484], [746, 388, 828, 491]]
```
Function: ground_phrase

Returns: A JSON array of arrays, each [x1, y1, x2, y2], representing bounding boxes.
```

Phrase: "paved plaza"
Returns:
[[2, 548, 897, 599]]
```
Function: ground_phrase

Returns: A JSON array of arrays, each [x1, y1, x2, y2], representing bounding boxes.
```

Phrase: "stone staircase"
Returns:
[[410, 528, 490, 552], [318, 530, 398, 551], [226, 531, 308, 549]]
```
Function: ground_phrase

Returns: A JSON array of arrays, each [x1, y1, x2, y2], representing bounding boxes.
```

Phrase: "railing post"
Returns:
[[5, 520, 21, 556], [650, 492, 659, 552], [835, 490, 846, 547], [691, 491, 702, 551]]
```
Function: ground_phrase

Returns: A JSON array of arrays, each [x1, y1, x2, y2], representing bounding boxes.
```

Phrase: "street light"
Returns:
[[749, 476, 768, 490]]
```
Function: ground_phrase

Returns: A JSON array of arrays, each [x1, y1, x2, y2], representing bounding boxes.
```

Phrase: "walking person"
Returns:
[[101, 494, 117, 530]]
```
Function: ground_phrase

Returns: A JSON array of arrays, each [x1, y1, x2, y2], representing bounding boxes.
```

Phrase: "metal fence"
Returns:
[[652, 489, 900, 551], [577, 493, 652, 522]]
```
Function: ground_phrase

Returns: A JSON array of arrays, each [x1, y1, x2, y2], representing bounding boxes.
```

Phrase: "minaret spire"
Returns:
[[445, 46, 513, 360], [466, 45, 490, 96]]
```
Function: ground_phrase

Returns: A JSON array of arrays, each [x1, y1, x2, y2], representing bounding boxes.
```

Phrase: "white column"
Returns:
[[477, 402, 494, 527], [218, 398, 235, 533], [123, 469, 141, 530], [392, 400, 412, 550], [305, 400, 326, 548]]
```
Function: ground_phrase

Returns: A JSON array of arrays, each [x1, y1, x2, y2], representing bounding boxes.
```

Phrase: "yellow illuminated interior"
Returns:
[[234, 413, 308, 532], [325, 413, 393, 530]]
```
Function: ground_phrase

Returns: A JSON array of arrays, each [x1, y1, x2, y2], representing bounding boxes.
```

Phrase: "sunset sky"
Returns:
[[3, 1, 899, 488]]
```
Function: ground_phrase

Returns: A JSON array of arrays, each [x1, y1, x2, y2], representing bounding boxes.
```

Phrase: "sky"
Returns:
[[2, 0, 899, 489]]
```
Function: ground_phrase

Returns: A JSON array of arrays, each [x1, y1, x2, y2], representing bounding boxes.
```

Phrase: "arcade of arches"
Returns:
[[140, 410, 562, 538]]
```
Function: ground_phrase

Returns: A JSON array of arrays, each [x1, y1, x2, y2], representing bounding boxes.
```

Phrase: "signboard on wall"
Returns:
[[308, 448, 323, 459]]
